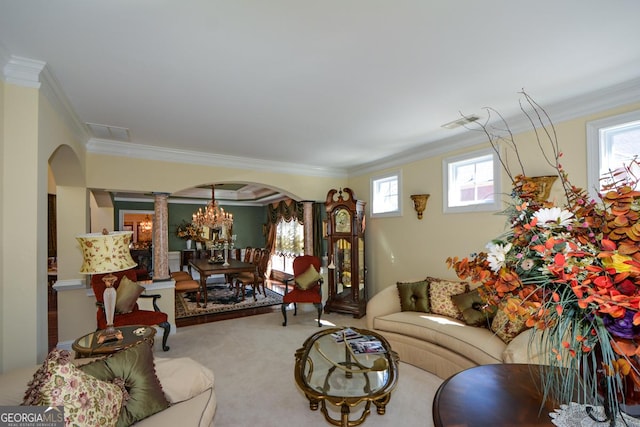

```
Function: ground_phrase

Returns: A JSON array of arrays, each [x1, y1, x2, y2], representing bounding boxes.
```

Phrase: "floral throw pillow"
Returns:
[[23, 349, 123, 427], [427, 278, 468, 320], [491, 309, 528, 344]]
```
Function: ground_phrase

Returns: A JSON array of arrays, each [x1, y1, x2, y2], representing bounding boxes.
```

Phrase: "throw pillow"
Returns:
[[78, 342, 169, 427], [115, 276, 144, 314], [451, 288, 496, 327], [153, 357, 214, 404], [491, 308, 528, 344], [23, 349, 123, 427], [396, 280, 430, 312], [295, 264, 322, 290], [427, 278, 468, 320]]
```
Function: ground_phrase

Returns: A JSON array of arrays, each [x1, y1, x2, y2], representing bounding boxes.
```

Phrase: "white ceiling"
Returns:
[[1, 1, 640, 182]]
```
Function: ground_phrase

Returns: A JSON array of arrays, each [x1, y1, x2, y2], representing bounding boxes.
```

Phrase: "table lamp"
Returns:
[[77, 229, 137, 343]]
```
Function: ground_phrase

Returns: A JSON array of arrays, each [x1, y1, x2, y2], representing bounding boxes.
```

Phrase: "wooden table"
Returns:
[[189, 258, 256, 306], [433, 364, 559, 426]]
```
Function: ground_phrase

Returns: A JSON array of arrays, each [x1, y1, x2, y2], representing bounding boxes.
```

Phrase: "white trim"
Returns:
[[2, 55, 45, 88], [586, 109, 640, 201], [370, 170, 402, 218], [86, 138, 347, 179], [52, 279, 86, 291], [443, 148, 502, 214]]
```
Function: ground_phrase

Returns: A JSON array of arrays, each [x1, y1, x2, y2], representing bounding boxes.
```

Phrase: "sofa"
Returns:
[[0, 343, 216, 427], [366, 280, 548, 379]]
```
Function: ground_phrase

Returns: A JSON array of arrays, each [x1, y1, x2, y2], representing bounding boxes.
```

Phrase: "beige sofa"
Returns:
[[0, 355, 216, 427], [366, 284, 546, 379]]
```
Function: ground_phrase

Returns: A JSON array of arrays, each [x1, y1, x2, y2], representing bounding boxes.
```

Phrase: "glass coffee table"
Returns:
[[294, 327, 399, 427], [72, 325, 156, 358]]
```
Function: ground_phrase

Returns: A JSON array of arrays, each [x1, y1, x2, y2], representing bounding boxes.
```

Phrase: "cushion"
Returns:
[[491, 308, 528, 344], [115, 276, 145, 314], [78, 342, 169, 427], [23, 349, 124, 427], [427, 278, 468, 320], [451, 288, 496, 327], [295, 265, 322, 290], [396, 280, 430, 312], [153, 357, 214, 404]]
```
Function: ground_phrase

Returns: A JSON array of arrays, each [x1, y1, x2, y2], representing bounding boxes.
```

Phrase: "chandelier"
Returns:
[[139, 215, 153, 232], [192, 185, 233, 236]]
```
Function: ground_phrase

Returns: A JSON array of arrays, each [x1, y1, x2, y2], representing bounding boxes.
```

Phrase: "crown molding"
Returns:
[[2, 55, 45, 88], [86, 138, 348, 178], [348, 78, 640, 177]]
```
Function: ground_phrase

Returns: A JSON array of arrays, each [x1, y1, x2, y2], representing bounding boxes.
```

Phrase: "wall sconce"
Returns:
[[410, 194, 430, 219]]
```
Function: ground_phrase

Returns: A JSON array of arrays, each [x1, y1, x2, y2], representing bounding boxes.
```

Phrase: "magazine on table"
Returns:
[[348, 338, 387, 354], [331, 327, 362, 342]]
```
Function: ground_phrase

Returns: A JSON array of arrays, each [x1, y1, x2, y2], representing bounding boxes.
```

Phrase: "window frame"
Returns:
[[370, 170, 402, 218], [586, 109, 640, 201], [443, 148, 501, 214]]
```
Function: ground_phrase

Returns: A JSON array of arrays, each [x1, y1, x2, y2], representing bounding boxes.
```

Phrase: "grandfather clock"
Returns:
[[324, 188, 367, 318]]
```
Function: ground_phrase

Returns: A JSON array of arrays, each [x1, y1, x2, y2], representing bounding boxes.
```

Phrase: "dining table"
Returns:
[[188, 258, 256, 307]]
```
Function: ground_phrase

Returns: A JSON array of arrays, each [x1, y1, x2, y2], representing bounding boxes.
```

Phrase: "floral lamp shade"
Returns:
[[76, 231, 137, 274]]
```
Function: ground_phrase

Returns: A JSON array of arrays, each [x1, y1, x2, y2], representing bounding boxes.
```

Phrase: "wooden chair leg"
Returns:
[[315, 303, 322, 327], [159, 321, 170, 351], [281, 304, 288, 326]]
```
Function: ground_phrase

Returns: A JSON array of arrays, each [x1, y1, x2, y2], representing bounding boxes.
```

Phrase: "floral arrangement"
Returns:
[[446, 93, 640, 419], [175, 220, 203, 241]]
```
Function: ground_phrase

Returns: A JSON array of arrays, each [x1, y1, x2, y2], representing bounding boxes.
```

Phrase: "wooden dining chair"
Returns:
[[234, 248, 269, 301]]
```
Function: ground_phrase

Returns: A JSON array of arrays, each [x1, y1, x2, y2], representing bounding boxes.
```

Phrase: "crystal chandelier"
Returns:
[[192, 185, 233, 239], [139, 215, 153, 232]]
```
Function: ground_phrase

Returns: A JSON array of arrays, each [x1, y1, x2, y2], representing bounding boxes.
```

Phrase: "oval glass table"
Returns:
[[72, 325, 156, 358], [294, 327, 399, 427]]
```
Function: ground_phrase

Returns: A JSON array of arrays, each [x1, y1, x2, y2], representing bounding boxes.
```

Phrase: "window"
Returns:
[[587, 110, 640, 200], [443, 148, 501, 213], [371, 171, 401, 217], [270, 218, 304, 274]]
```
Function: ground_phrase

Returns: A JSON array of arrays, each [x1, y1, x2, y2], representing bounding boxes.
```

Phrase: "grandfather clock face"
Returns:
[[335, 208, 351, 233]]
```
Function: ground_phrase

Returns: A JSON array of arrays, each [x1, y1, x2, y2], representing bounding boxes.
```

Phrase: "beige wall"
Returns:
[[348, 102, 640, 297], [2, 72, 639, 373]]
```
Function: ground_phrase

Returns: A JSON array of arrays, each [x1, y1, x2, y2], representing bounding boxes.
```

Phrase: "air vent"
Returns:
[[86, 123, 131, 142], [441, 115, 480, 130]]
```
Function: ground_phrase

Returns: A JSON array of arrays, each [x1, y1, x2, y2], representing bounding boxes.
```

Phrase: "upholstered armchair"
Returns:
[[281, 255, 323, 327], [91, 269, 171, 351]]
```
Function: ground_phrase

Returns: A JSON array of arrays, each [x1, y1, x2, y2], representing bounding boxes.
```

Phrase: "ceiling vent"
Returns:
[[86, 123, 131, 142], [441, 115, 480, 130]]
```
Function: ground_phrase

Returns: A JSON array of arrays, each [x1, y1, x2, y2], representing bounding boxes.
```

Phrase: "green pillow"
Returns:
[[79, 342, 169, 427], [295, 265, 322, 290], [451, 288, 495, 327], [115, 276, 144, 313], [396, 280, 430, 312]]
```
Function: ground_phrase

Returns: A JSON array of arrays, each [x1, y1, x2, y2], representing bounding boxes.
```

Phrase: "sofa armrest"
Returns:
[[365, 285, 401, 330]]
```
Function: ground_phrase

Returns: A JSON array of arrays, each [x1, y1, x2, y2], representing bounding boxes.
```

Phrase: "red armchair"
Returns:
[[91, 269, 171, 351], [281, 255, 323, 327]]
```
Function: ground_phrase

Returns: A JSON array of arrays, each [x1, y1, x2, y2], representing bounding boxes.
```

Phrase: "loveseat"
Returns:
[[0, 343, 216, 427], [366, 279, 548, 379]]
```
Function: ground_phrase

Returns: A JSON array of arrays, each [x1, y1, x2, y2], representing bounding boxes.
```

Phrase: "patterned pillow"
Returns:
[[491, 309, 528, 343], [78, 342, 169, 427], [23, 349, 123, 427], [396, 280, 430, 312], [427, 278, 468, 320]]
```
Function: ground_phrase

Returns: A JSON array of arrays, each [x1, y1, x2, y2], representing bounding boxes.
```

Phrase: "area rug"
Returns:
[[176, 283, 283, 319]]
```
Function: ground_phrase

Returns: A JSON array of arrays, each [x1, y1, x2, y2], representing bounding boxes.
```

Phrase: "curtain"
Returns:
[[312, 202, 324, 258]]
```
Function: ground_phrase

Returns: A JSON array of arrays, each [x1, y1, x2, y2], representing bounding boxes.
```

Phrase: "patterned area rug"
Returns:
[[176, 283, 283, 319]]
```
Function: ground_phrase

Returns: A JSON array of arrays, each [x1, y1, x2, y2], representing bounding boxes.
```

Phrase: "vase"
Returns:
[[186, 239, 192, 249]]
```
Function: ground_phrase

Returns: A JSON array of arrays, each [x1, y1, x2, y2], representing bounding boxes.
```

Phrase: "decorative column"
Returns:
[[303, 201, 314, 256], [153, 193, 170, 281]]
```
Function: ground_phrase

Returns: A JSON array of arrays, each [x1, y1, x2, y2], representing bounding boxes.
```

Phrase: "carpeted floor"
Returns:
[[175, 283, 283, 319], [160, 309, 444, 427]]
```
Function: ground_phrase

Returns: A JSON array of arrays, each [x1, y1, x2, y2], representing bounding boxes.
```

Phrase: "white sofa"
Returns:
[[0, 355, 216, 427], [366, 284, 546, 379]]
